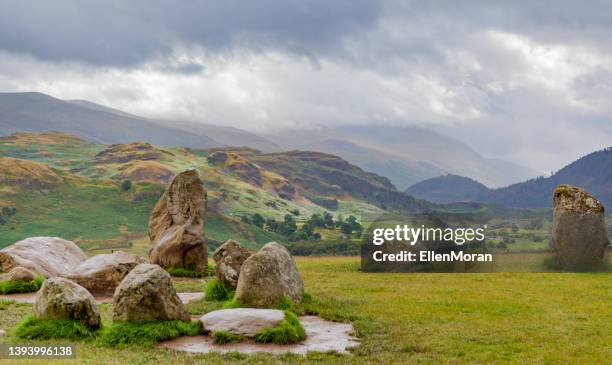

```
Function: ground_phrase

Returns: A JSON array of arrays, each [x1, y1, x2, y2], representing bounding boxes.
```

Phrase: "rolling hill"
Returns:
[[475, 148, 612, 209], [406, 174, 489, 204], [266, 125, 540, 189], [0, 132, 434, 248], [0, 92, 278, 151]]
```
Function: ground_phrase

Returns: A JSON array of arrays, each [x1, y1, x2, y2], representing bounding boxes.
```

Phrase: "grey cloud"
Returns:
[[0, 0, 381, 66]]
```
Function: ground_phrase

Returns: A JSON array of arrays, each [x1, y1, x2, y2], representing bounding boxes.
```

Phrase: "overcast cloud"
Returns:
[[1, 0, 612, 171]]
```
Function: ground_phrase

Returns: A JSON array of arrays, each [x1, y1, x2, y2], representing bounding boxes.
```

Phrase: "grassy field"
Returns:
[[0, 256, 610, 364]]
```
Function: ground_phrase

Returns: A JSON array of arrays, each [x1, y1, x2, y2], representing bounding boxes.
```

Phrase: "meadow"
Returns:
[[0, 256, 610, 364]]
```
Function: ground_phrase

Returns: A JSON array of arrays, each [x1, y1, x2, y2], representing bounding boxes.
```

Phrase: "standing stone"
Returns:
[[34, 277, 101, 328], [148, 170, 208, 273], [552, 184, 610, 270], [112, 264, 190, 323], [0, 237, 86, 277], [212, 240, 252, 288], [67, 251, 146, 296], [235, 242, 304, 308]]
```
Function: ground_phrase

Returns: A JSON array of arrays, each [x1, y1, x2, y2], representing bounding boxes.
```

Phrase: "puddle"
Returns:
[[0, 292, 203, 304], [159, 315, 359, 355]]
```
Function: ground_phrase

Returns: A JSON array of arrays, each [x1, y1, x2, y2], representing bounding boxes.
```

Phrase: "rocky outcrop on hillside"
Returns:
[[0, 157, 65, 189], [0, 237, 87, 277], [235, 242, 303, 307], [95, 142, 171, 164], [148, 170, 208, 273], [551, 184, 609, 270]]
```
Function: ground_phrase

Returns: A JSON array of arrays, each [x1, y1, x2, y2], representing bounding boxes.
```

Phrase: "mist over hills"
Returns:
[[265, 125, 540, 189], [0, 92, 277, 151], [1, 91, 538, 190]]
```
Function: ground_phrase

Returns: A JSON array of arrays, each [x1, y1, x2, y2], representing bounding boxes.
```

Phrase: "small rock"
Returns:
[[552, 184, 610, 269], [34, 277, 100, 328], [200, 308, 284, 337], [0, 267, 37, 282], [67, 251, 146, 296], [212, 240, 251, 288], [112, 263, 190, 323], [148, 170, 208, 273], [0, 237, 87, 277], [0, 329, 6, 337], [235, 242, 304, 308]]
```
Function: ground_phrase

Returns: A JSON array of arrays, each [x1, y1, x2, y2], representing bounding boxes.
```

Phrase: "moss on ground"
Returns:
[[0, 276, 44, 294]]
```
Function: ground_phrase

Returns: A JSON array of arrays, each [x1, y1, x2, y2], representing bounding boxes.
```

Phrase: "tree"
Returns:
[[290, 209, 300, 216], [323, 212, 334, 228], [251, 213, 265, 228], [121, 179, 132, 191]]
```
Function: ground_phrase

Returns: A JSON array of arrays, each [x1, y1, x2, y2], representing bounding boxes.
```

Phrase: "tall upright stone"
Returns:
[[552, 184, 609, 270], [148, 170, 208, 273]]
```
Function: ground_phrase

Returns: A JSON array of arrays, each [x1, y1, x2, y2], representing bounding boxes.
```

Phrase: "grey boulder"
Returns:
[[34, 277, 100, 328], [552, 184, 610, 270], [235, 242, 304, 308], [212, 240, 251, 288], [112, 263, 190, 323]]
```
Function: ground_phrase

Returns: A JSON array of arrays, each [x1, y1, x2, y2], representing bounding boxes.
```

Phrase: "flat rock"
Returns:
[[112, 263, 190, 323], [200, 308, 284, 337], [0, 266, 37, 282], [0, 237, 86, 277], [66, 251, 146, 296], [160, 315, 359, 355]]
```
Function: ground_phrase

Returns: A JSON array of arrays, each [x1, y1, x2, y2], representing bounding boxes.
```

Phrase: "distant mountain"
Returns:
[[265, 125, 539, 189], [0, 92, 278, 151], [475, 148, 612, 209], [406, 174, 489, 203]]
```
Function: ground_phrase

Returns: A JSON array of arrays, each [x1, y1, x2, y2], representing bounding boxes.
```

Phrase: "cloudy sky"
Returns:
[[1, 0, 612, 171]]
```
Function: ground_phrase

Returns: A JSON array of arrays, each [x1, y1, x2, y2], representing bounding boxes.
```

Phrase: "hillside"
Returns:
[[475, 148, 612, 209], [0, 92, 277, 151], [0, 132, 434, 248], [266, 125, 539, 189], [406, 174, 489, 203]]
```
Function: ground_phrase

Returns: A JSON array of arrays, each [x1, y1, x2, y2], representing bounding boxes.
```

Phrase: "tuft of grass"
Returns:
[[222, 299, 244, 309], [15, 316, 98, 340], [99, 320, 201, 347], [204, 278, 234, 301], [167, 267, 205, 278], [212, 330, 245, 344], [253, 310, 306, 345], [0, 276, 44, 294]]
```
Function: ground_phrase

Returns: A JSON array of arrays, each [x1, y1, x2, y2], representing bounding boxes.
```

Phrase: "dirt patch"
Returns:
[[159, 315, 359, 355]]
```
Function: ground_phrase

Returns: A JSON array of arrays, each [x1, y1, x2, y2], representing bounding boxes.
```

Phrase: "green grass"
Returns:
[[253, 310, 306, 345], [14, 316, 99, 340], [99, 320, 201, 347], [167, 267, 205, 278], [204, 277, 234, 301], [0, 276, 44, 294], [212, 330, 245, 344], [0, 257, 610, 364]]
